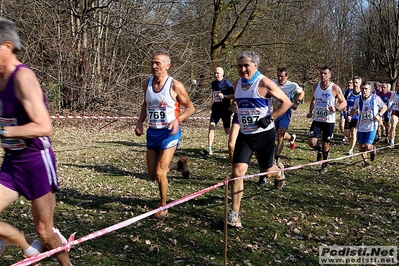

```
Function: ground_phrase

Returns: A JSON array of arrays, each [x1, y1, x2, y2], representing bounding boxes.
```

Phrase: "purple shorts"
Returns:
[[0, 148, 60, 200]]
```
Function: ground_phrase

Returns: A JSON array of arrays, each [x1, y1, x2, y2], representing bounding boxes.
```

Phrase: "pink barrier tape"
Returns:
[[49, 114, 306, 120], [11, 181, 227, 266], [50, 115, 210, 120], [11, 143, 395, 265]]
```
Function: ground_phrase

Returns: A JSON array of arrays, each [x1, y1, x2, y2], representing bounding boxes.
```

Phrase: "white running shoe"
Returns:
[[275, 162, 286, 190], [226, 210, 242, 228], [23, 239, 43, 266]]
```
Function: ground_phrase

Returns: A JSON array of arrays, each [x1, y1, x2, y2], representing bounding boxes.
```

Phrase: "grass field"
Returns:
[[1, 105, 399, 266]]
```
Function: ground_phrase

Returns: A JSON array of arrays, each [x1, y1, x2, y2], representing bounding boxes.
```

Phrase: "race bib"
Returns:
[[360, 110, 373, 122], [0, 117, 27, 150], [315, 107, 329, 121], [238, 109, 260, 132], [148, 107, 167, 128], [213, 91, 223, 103]]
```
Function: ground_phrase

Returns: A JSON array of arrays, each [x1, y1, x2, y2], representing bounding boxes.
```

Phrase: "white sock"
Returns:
[[23, 245, 40, 257]]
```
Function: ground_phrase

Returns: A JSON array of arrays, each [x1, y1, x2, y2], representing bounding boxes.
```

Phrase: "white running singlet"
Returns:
[[146, 76, 180, 129], [235, 74, 274, 135], [312, 82, 336, 123]]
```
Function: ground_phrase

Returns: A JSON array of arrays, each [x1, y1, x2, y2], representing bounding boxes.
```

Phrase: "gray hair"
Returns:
[[236, 51, 260, 65], [152, 50, 171, 64], [0, 18, 21, 53]]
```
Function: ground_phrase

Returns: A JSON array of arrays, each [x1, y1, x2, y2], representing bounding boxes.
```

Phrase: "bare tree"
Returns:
[[0, 0, 384, 114], [359, 0, 399, 84]]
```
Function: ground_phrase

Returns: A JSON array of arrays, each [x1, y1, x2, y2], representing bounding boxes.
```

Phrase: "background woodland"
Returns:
[[2, 0, 399, 114]]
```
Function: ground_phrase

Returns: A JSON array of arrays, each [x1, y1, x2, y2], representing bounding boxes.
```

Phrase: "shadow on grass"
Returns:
[[60, 163, 149, 180]]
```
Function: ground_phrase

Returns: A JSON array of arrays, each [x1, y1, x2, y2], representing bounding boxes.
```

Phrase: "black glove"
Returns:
[[255, 115, 274, 128]]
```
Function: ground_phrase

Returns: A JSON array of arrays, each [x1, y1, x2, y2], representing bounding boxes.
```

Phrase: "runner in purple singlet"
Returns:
[[0, 18, 72, 265]]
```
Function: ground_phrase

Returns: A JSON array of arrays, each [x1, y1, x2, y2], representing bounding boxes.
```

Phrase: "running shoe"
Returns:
[[0, 240, 7, 257], [24, 239, 43, 266], [320, 163, 328, 174], [290, 134, 297, 150], [342, 136, 348, 142], [362, 161, 370, 168], [203, 147, 212, 156], [153, 207, 168, 221], [177, 156, 190, 179], [226, 210, 242, 228], [274, 162, 286, 190], [258, 176, 266, 187], [389, 140, 394, 148], [347, 149, 353, 156]]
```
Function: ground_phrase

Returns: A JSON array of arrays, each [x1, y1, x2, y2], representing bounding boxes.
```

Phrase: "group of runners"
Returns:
[[205, 58, 397, 227], [1, 15, 398, 264]]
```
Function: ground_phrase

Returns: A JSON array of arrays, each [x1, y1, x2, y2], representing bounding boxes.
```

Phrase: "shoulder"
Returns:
[[332, 83, 343, 94], [14, 65, 36, 80], [171, 78, 186, 91], [224, 79, 234, 86], [233, 79, 239, 88], [259, 75, 275, 87], [332, 82, 341, 90], [142, 77, 151, 85], [141, 78, 150, 90], [14, 66, 40, 89]]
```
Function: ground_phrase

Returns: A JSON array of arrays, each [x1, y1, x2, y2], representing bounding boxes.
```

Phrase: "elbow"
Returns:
[[189, 103, 196, 115], [43, 124, 53, 137]]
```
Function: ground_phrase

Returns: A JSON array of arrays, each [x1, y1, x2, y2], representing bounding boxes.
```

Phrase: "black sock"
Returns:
[[313, 143, 321, 152], [323, 150, 330, 161]]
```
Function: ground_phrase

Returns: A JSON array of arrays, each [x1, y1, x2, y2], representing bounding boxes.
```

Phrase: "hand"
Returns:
[[347, 115, 352, 122], [291, 103, 298, 110], [135, 124, 143, 136], [328, 105, 336, 112], [306, 112, 313, 118], [168, 118, 180, 135], [255, 115, 273, 128]]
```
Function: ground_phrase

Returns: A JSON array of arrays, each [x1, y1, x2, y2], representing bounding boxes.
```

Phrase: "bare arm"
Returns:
[[4, 68, 52, 139], [307, 83, 317, 118], [258, 77, 291, 120], [292, 89, 305, 110], [332, 84, 347, 112], [169, 79, 195, 134], [135, 80, 148, 136]]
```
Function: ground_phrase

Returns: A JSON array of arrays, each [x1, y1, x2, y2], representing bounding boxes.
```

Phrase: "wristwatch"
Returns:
[[270, 115, 274, 122], [0, 126, 6, 138]]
